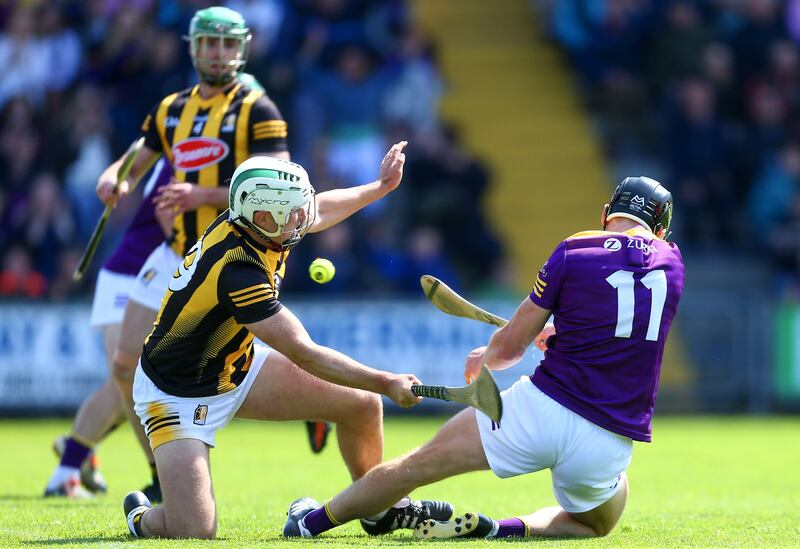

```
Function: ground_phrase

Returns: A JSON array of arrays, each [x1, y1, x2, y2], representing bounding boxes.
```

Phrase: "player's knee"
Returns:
[[172, 523, 217, 539], [169, 513, 217, 539], [343, 389, 382, 421], [192, 522, 217, 540], [589, 519, 617, 537], [358, 390, 382, 418], [111, 351, 137, 383]]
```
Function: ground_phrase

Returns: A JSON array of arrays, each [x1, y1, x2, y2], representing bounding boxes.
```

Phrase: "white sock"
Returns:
[[364, 496, 411, 522], [46, 465, 79, 490]]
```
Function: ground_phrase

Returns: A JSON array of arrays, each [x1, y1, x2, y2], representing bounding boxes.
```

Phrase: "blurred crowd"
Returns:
[[0, 0, 502, 301], [547, 0, 800, 291]]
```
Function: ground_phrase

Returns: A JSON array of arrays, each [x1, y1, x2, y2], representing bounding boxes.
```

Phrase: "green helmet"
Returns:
[[237, 72, 264, 92], [187, 7, 251, 86]]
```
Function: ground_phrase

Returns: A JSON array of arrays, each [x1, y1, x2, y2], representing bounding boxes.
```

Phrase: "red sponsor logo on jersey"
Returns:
[[171, 137, 229, 172]]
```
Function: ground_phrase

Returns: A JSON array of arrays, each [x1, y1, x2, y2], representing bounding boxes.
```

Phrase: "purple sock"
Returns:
[[495, 518, 527, 538], [302, 504, 339, 536], [61, 437, 92, 469]]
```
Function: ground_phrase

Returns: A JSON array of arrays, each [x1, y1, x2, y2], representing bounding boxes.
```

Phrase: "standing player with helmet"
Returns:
[[92, 6, 297, 498], [44, 159, 172, 499], [121, 149, 454, 539], [284, 176, 684, 540]]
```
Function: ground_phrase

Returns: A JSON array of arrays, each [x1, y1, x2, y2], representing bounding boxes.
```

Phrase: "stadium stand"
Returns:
[[0, 0, 502, 300]]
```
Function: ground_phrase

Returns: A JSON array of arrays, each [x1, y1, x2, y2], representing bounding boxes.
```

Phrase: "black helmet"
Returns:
[[605, 176, 673, 235]]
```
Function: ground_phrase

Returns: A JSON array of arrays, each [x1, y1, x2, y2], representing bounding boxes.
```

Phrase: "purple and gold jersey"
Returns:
[[103, 159, 171, 276], [529, 227, 685, 442]]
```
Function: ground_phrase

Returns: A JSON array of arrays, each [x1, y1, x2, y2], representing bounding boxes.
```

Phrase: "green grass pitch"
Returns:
[[1, 415, 798, 547]]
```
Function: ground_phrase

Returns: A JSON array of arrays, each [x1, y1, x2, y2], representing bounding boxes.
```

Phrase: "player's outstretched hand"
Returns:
[[534, 323, 556, 351], [386, 373, 422, 408], [464, 346, 487, 384], [377, 141, 408, 193]]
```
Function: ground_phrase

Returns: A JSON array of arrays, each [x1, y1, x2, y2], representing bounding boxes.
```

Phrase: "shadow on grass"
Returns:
[[253, 534, 540, 545], [0, 494, 104, 507], [24, 537, 128, 546], [0, 495, 49, 501]]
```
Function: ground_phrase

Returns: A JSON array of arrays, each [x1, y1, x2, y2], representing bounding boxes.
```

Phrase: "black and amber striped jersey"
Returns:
[[140, 83, 288, 256], [140, 212, 290, 397]]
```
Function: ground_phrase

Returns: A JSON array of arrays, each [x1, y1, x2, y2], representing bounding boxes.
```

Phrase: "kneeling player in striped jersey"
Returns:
[[123, 146, 454, 539]]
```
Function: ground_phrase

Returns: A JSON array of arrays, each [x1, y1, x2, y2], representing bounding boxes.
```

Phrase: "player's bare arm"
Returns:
[[245, 306, 421, 408], [465, 298, 551, 382], [96, 146, 161, 206], [308, 141, 407, 233]]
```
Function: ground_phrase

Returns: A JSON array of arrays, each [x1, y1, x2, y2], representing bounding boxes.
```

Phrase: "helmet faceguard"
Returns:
[[229, 157, 316, 251], [604, 176, 673, 238], [186, 7, 251, 86]]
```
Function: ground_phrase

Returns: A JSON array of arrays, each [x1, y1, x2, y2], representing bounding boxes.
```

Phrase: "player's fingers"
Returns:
[[154, 195, 176, 209]]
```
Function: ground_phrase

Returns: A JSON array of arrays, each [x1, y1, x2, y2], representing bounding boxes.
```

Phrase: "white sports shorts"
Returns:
[[133, 344, 270, 451], [476, 377, 633, 513], [128, 242, 181, 311], [89, 268, 135, 328]]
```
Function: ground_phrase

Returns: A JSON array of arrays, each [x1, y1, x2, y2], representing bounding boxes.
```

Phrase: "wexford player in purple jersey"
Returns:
[[283, 176, 685, 540], [45, 158, 172, 499]]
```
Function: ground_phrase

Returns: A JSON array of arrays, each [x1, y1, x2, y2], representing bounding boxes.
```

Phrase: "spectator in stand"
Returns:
[[726, 0, 787, 85], [0, 101, 41, 202], [767, 41, 800, 123], [313, 44, 392, 200], [384, 28, 443, 135], [404, 127, 501, 288], [0, 245, 47, 299], [740, 83, 789, 184], [132, 28, 185, 116], [665, 77, 734, 242], [49, 247, 85, 301], [647, 1, 712, 98], [39, 3, 82, 95], [60, 86, 114, 240], [749, 141, 800, 277], [0, 1, 489, 299], [701, 42, 741, 122], [0, 7, 49, 109], [10, 173, 77, 279], [404, 226, 459, 294]]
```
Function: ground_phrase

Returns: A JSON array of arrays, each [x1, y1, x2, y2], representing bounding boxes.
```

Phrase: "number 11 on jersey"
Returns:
[[606, 269, 667, 341]]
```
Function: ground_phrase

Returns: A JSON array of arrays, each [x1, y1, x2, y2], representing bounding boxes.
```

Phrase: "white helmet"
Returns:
[[228, 156, 315, 250]]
